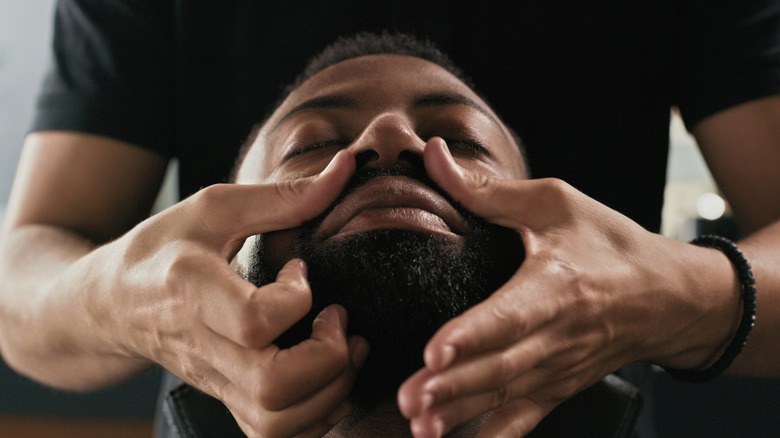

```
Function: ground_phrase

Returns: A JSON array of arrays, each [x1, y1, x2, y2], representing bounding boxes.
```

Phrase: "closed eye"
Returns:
[[442, 138, 491, 158], [283, 140, 349, 161]]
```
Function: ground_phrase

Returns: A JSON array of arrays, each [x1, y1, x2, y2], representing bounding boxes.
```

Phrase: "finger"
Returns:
[[410, 336, 611, 419], [422, 260, 557, 371], [258, 305, 369, 410], [475, 398, 552, 438], [423, 138, 569, 230], [187, 150, 356, 252], [215, 326, 364, 438], [261, 377, 352, 438], [228, 377, 352, 438], [410, 390, 554, 438], [244, 343, 363, 438], [409, 391, 495, 438], [199, 258, 314, 350], [400, 341, 553, 418]]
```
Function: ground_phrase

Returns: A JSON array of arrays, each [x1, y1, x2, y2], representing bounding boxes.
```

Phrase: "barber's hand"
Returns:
[[94, 151, 368, 437], [398, 139, 725, 437]]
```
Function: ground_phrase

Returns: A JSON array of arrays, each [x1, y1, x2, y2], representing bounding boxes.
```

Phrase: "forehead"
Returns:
[[237, 54, 519, 182], [271, 55, 493, 133]]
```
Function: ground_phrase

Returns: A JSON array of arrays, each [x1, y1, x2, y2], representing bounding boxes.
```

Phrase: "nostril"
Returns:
[[398, 150, 424, 169], [355, 149, 379, 168]]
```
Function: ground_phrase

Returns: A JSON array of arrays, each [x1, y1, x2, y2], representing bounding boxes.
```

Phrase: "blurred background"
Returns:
[[0, 1, 777, 437]]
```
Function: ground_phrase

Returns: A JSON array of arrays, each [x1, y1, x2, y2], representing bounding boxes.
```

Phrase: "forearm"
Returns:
[[0, 225, 150, 391]]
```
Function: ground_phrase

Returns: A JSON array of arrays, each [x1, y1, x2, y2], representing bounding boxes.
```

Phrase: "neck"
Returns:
[[325, 398, 486, 437]]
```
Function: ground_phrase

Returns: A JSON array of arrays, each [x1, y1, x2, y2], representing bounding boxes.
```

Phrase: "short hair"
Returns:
[[282, 31, 476, 98]]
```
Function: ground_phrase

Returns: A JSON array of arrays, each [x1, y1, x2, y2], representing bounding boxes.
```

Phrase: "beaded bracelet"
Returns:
[[664, 235, 756, 383]]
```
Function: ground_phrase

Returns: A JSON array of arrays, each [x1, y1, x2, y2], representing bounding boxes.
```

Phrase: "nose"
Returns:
[[348, 113, 425, 169]]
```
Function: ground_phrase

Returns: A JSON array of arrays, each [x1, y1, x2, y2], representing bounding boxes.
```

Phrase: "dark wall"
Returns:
[[0, 361, 161, 420]]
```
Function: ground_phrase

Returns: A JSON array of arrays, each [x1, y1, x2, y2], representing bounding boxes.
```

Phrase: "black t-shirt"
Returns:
[[34, 0, 780, 233], [30, 1, 780, 436]]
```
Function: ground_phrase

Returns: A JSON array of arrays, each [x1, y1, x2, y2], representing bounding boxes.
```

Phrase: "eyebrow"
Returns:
[[271, 95, 359, 133], [271, 92, 506, 136], [412, 93, 507, 134]]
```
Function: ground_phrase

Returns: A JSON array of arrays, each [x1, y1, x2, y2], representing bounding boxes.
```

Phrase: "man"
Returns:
[[4, 9, 780, 438], [159, 33, 639, 438], [228, 34, 526, 437]]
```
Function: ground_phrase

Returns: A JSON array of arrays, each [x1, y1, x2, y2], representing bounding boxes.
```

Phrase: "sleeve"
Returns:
[[675, 0, 780, 128], [30, 0, 176, 157]]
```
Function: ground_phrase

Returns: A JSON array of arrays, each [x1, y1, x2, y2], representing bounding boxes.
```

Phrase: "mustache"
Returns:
[[303, 164, 466, 229]]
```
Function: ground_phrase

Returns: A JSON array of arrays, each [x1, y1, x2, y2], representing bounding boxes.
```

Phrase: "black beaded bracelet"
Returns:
[[664, 235, 756, 383]]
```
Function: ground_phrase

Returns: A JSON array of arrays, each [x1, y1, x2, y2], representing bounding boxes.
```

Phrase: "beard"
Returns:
[[242, 167, 524, 405]]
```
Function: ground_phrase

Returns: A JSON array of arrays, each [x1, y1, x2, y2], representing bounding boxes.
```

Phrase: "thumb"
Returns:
[[310, 304, 349, 343], [190, 150, 356, 256], [237, 150, 357, 236], [310, 305, 370, 370], [423, 138, 559, 231]]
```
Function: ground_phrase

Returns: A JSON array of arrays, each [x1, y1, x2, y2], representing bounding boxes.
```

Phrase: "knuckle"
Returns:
[[538, 178, 574, 201], [491, 384, 512, 409], [252, 363, 296, 413], [490, 293, 531, 339], [252, 377, 281, 411], [234, 311, 266, 348], [232, 292, 272, 348], [326, 337, 352, 368], [162, 245, 198, 296], [275, 179, 308, 207], [313, 331, 351, 372], [495, 351, 520, 386], [467, 170, 492, 192], [239, 411, 274, 438], [535, 178, 579, 218], [273, 278, 313, 318], [193, 183, 231, 206], [190, 184, 227, 221], [271, 179, 315, 225], [191, 184, 246, 234], [258, 391, 289, 415]]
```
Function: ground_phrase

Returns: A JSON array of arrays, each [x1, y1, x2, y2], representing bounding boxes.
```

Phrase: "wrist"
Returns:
[[637, 234, 743, 370], [663, 235, 755, 382]]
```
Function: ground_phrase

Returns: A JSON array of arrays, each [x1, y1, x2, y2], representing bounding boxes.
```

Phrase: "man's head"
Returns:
[[233, 32, 526, 406]]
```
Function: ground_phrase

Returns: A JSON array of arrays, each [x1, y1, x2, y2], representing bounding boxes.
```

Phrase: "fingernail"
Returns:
[[438, 345, 457, 369], [277, 259, 297, 276], [314, 306, 344, 330], [420, 392, 435, 411], [297, 259, 307, 276], [433, 416, 445, 437]]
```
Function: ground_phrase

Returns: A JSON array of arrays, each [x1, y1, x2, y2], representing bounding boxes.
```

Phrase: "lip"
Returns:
[[315, 176, 470, 240]]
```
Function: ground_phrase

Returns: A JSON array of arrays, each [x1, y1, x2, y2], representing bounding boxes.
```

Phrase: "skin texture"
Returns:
[[233, 55, 527, 437], [397, 95, 780, 437], [1, 50, 780, 438]]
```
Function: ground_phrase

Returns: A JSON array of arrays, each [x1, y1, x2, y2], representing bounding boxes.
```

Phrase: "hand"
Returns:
[[397, 139, 734, 437], [90, 151, 369, 437]]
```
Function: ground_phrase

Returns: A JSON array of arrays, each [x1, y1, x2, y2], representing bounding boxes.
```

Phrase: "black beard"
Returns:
[[242, 168, 524, 405]]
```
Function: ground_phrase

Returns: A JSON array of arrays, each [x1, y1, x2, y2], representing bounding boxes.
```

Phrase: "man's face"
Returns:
[[235, 54, 526, 398], [237, 54, 526, 265]]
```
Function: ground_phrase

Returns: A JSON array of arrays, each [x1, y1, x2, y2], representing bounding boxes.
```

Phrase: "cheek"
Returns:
[[262, 229, 301, 273]]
